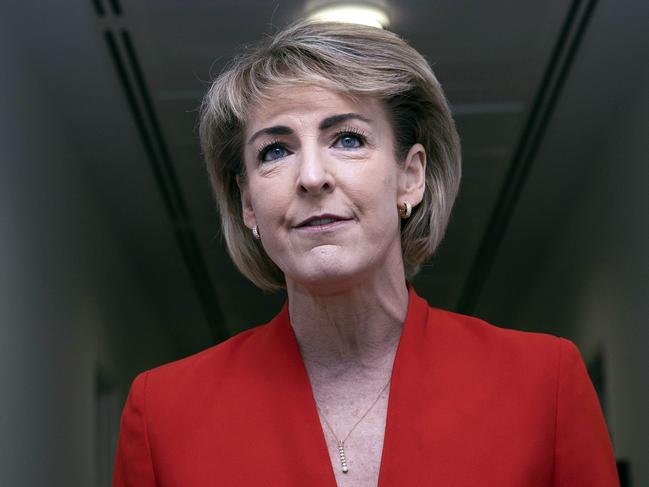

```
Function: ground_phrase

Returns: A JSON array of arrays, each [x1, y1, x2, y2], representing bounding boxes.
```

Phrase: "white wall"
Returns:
[[516, 76, 649, 485], [0, 10, 178, 487], [475, 2, 649, 483]]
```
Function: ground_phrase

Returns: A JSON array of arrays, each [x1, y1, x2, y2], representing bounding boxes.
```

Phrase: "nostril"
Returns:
[[298, 179, 333, 194]]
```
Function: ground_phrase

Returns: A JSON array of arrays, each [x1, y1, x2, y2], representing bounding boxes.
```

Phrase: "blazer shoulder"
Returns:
[[428, 306, 566, 366], [141, 322, 271, 395]]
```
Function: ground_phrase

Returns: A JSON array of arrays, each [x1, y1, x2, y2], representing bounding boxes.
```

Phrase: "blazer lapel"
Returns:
[[377, 287, 433, 486], [254, 287, 433, 487], [255, 303, 338, 486]]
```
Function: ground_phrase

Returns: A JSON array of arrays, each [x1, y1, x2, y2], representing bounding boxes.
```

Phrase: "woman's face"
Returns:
[[240, 86, 425, 291]]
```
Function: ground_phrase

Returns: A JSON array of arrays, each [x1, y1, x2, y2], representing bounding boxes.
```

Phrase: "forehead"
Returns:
[[245, 85, 388, 131]]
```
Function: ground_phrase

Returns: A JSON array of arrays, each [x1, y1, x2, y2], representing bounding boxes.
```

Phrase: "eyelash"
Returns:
[[256, 138, 283, 162], [333, 127, 368, 147], [255, 127, 369, 163]]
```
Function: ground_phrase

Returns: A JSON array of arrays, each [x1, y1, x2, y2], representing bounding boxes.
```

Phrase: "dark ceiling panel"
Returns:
[[458, 0, 598, 314]]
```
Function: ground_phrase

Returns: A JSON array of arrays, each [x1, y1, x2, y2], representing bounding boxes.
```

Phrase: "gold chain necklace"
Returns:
[[316, 378, 391, 474]]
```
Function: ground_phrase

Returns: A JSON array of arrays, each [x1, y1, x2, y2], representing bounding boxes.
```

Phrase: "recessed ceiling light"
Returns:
[[306, 2, 390, 29]]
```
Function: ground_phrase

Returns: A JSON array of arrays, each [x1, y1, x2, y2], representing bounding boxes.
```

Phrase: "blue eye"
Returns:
[[334, 132, 364, 149], [259, 144, 289, 162]]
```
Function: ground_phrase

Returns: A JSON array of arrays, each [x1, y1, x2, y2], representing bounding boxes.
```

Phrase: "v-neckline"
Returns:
[[268, 286, 430, 487]]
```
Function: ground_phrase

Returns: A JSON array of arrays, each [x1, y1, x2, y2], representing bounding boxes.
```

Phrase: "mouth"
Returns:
[[295, 214, 353, 229]]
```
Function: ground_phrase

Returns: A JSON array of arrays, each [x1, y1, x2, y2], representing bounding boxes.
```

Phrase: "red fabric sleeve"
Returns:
[[112, 372, 157, 487], [553, 338, 619, 486]]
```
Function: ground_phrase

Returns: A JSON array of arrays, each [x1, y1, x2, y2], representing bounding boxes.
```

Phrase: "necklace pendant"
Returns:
[[337, 440, 349, 473]]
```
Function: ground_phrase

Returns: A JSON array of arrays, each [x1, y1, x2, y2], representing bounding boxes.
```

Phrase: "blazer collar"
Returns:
[[259, 285, 431, 486]]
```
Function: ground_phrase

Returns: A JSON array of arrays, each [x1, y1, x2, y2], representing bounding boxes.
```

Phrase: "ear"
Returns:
[[397, 143, 426, 207], [237, 175, 257, 230]]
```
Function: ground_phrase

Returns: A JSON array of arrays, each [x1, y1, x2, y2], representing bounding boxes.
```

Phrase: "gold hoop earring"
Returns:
[[399, 201, 412, 219], [252, 225, 261, 240]]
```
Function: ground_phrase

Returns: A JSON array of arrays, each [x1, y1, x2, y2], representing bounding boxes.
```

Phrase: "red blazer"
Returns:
[[113, 287, 619, 486]]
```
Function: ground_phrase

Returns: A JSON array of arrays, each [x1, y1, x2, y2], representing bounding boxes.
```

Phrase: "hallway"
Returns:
[[1, 1, 647, 485]]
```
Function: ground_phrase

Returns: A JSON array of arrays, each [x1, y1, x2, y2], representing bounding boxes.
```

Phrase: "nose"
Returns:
[[297, 149, 335, 195]]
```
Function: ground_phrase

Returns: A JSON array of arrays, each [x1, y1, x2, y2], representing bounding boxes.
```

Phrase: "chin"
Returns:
[[286, 253, 375, 293]]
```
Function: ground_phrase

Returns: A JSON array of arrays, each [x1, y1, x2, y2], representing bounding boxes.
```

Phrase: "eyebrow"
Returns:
[[318, 113, 372, 130], [247, 112, 372, 145]]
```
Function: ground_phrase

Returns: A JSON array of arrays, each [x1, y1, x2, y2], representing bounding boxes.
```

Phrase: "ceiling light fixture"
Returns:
[[306, 2, 390, 29]]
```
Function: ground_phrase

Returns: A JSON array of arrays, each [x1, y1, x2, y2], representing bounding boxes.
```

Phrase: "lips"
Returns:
[[296, 214, 352, 228]]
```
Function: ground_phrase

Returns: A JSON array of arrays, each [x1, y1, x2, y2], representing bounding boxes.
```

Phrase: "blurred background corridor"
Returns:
[[1, 0, 647, 485]]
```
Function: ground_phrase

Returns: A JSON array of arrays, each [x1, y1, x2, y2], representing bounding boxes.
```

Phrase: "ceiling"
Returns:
[[75, 0, 594, 356]]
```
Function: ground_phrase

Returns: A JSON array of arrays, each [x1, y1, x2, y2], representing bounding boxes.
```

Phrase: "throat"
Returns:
[[290, 297, 406, 375]]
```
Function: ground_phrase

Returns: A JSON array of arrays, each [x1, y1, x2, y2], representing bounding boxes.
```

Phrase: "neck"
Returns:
[[286, 270, 409, 381]]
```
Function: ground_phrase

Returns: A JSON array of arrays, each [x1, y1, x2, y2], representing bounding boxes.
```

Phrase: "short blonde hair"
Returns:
[[200, 20, 461, 291]]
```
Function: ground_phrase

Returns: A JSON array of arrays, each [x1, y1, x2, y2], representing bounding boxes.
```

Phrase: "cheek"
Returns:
[[347, 165, 397, 210], [252, 191, 287, 222], [248, 176, 292, 228], [346, 185, 399, 242]]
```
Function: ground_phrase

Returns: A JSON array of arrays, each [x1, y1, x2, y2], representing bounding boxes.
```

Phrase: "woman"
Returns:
[[113, 20, 619, 486]]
